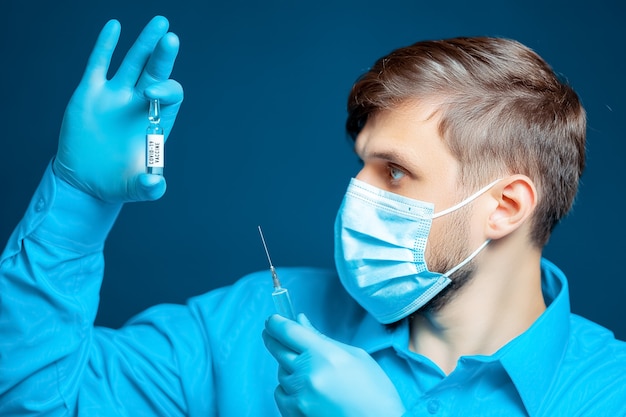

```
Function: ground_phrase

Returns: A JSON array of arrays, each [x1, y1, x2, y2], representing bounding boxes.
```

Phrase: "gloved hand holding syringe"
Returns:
[[257, 226, 297, 320]]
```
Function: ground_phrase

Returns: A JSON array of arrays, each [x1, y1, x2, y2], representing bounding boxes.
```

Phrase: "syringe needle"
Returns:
[[258, 225, 273, 266], [258, 225, 281, 288], [257, 226, 296, 320]]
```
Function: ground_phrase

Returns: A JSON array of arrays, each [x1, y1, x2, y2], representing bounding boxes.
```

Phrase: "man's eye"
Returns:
[[389, 166, 405, 181]]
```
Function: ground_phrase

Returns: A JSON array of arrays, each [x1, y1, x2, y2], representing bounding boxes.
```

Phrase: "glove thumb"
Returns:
[[131, 174, 167, 201], [296, 313, 327, 339], [296, 313, 314, 329]]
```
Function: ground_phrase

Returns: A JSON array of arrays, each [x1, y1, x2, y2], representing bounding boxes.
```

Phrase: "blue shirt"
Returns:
[[1, 163, 625, 416]]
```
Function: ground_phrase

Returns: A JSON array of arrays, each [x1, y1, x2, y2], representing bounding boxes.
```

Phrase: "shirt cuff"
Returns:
[[20, 161, 123, 253]]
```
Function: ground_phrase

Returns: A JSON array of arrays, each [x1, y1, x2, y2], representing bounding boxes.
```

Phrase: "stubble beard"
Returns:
[[419, 204, 476, 313]]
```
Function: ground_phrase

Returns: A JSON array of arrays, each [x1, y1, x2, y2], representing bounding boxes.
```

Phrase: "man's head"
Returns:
[[346, 37, 586, 248]]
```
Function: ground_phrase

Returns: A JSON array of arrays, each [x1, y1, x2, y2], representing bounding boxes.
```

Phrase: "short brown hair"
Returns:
[[346, 37, 586, 247]]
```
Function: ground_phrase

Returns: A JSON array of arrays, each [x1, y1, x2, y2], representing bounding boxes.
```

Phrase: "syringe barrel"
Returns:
[[272, 287, 296, 320]]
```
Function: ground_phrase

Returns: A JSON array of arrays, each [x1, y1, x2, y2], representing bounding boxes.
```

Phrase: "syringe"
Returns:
[[257, 226, 296, 320]]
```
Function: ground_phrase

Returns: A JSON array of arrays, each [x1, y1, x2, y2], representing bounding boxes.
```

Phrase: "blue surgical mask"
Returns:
[[334, 177, 499, 324]]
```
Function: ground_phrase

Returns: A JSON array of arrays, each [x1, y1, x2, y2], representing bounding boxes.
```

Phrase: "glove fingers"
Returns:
[[296, 313, 320, 333], [262, 328, 299, 373], [136, 32, 180, 93], [127, 174, 167, 202], [112, 16, 170, 89], [266, 314, 330, 354], [145, 79, 184, 106], [277, 366, 291, 389], [82, 19, 121, 85], [274, 385, 304, 417]]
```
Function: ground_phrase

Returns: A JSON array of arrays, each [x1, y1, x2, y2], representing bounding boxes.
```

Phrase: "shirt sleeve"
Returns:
[[0, 163, 353, 416], [0, 162, 121, 414]]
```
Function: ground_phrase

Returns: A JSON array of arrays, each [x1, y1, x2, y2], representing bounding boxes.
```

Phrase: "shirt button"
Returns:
[[35, 198, 45, 212], [427, 399, 440, 414]]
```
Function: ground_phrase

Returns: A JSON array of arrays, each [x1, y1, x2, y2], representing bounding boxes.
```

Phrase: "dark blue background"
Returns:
[[1, 0, 624, 340]]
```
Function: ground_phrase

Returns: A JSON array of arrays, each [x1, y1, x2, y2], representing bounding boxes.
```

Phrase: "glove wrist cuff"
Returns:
[[26, 160, 122, 253]]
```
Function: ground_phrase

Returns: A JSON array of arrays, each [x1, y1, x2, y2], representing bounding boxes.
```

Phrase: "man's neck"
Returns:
[[409, 246, 545, 375]]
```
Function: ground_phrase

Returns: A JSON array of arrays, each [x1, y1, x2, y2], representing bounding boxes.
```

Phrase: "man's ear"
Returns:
[[485, 175, 537, 240]]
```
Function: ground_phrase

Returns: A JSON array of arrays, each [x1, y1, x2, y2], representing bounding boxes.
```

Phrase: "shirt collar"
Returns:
[[497, 257, 571, 416], [352, 311, 398, 353], [351, 258, 571, 417]]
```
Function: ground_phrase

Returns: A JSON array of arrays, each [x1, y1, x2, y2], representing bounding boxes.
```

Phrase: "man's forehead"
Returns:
[[363, 97, 441, 130], [354, 105, 451, 174], [355, 100, 444, 153]]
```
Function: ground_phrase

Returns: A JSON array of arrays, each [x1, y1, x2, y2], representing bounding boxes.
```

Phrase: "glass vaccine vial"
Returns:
[[146, 98, 164, 175]]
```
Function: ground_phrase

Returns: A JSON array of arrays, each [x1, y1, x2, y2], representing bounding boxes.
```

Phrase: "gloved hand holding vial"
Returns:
[[51, 16, 182, 203]]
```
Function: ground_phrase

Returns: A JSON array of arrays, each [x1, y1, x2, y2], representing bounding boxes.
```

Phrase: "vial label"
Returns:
[[146, 134, 165, 168]]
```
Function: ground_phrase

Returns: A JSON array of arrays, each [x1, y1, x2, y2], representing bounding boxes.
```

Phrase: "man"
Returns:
[[1, 15, 624, 417]]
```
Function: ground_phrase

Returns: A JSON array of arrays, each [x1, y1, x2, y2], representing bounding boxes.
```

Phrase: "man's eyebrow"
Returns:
[[367, 149, 415, 168], [353, 140, 418, 170]]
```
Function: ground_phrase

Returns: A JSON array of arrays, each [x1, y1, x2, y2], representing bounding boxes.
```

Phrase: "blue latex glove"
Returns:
[[54, 16, 183, 203], [262, 314, 407, 417]]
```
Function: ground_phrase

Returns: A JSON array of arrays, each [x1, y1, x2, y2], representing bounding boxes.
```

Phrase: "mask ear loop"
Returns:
[[432, 178, 502, 219], [443, 239, 491, 277], [432, 178, 501, 277]]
